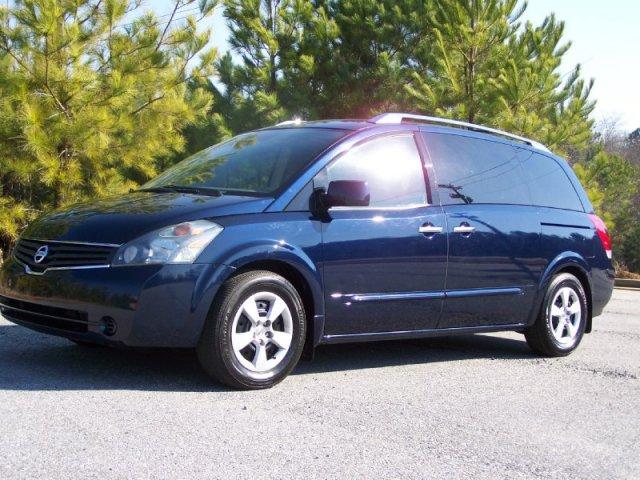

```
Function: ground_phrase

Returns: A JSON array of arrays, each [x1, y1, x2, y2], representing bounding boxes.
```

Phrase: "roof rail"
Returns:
[[370, 113, 550, 152], [275, 118, 304, 127]]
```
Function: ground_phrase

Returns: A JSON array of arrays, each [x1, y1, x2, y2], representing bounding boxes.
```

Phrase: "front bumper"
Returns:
[[0, 258, 232, 347]]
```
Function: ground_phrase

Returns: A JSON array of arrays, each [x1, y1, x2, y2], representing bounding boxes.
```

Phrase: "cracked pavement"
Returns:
[[0, 289, 638, 479]]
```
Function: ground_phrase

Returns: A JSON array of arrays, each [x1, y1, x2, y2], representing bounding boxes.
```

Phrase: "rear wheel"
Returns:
[[525, 273, 587, 356], [197, 271, 306, 389]]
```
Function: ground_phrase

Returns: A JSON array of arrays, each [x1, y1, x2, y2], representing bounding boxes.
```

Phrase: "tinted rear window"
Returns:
[[423, 133, 529, 205], [522, 153, 584, 211]]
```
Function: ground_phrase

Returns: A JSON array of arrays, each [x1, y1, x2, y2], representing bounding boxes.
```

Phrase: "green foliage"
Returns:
[[0, 0, 218, 253], [201, 0, 595, 156], [574, 150, 640, 272], [295, 0, 432, 117], [405, 1, 595, 155]]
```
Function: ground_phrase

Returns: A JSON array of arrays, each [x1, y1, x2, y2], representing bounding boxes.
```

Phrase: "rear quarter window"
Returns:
[[522, 153, 584, 211]]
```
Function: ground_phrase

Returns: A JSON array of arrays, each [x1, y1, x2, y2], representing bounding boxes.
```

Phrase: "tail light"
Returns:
[[589, 214, 612, 259]]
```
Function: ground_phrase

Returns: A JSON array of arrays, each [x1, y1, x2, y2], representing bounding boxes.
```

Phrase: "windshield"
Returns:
[[143, 128, 349, 196]]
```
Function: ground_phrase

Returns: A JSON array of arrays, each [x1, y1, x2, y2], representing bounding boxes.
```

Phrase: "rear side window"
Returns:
[[318, 134, 428, 208], [521, 153, 584, 211], [423, 133, 529, 205]]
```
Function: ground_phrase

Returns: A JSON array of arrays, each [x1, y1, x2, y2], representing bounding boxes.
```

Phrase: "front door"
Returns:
[[318, 133, 448, 337], [422, 131, 543, 328]]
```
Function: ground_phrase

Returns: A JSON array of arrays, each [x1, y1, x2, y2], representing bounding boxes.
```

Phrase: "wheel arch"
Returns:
[[234, 259, 319, 350], [538, 253, 593, 333], [212, 242, 325, 353]]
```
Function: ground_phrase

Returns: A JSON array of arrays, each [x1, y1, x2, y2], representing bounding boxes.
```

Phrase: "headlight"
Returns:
[[112, 220, 223, 266]]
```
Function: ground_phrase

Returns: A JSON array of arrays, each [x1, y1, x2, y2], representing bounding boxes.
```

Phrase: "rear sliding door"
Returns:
[[422, 131, 544, 328]]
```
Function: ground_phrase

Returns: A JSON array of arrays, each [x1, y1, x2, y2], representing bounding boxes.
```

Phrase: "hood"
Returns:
[[22, 192, 273, 245]]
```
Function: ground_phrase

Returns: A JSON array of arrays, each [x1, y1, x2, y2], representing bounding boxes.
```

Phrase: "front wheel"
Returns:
[[525, 273, 588, 357], [197, 271, 306, 390]]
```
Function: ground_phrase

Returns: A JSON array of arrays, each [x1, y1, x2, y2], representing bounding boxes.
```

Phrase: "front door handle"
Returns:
[[419, 224, 443, 234], [453, 223, 475, 234]]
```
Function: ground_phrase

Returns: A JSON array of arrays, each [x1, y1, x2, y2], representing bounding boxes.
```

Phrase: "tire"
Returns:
[[525, 273, 588, 357], [197, 270, 306, 390]]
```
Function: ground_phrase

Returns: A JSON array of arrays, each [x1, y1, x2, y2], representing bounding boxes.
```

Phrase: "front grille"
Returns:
[[0, 295, 89, 333], [13, 238, 117, 273]]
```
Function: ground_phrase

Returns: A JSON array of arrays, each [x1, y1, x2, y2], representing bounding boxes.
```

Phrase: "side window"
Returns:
[[522, 153, 584, 211], [318, 134, 428, 208], [285, 180, 313, 212], [423, 133, 530, 206]]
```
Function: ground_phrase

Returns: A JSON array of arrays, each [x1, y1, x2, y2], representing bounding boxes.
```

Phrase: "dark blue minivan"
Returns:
[[0, 113, 614, 389]]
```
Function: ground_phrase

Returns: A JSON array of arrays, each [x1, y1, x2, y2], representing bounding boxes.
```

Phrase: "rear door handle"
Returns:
[[453, 224, 475, 234], [419, 224, 443, 234]]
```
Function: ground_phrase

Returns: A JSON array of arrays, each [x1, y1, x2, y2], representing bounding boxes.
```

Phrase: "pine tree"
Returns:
[[0, 0, 218, 255], [406, 0, 523, 123], [493, 14, 595, 154], [199, 0, 434, 133], [188, 0, 323, 141], [288, 0, 433, 118], [220, 0, 292, 129], [404, 0, 595, 154]]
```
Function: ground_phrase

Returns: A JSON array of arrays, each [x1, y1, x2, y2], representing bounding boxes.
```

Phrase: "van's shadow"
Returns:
[[0, 324, 535, 392]]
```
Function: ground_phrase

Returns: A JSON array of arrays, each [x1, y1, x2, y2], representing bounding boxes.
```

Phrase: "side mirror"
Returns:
[[322, 180, 370, 209]]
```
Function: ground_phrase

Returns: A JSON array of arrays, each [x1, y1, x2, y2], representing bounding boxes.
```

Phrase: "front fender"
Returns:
[[187, 239, 325, 347], [223, 241, 323, 305], [195, 212, 325, 344]]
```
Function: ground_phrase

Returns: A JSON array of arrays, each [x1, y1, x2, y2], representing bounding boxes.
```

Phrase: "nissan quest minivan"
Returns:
[[0, 113, 614, 389]]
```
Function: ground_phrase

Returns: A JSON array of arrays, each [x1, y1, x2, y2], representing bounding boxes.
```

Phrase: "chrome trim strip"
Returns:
[[333, 287, 524, 303], [346, 292, 445, 302], [22, 238, 122, 248], [14, 257, 111, 276], [370, 113, 551, 152], [445, 287, 524, 298]]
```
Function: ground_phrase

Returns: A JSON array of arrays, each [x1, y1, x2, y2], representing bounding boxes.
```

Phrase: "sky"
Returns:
[[146, 0, 640, 132]]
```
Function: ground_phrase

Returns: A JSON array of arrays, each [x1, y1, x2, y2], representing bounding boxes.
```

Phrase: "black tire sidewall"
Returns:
[[542, 274, 588, 352], [216, 274, 306, 387]]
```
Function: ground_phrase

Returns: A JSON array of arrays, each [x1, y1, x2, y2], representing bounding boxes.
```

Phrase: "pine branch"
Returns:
[[155, 1, 182, 52], [131, 95, 166, 116]]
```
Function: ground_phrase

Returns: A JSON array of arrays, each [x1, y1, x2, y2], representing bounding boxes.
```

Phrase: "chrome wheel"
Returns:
[[231, 291, 293, 373], [548, 286, 582, 345]]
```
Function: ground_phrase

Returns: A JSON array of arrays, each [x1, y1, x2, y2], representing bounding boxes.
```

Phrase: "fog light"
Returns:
[[101, 317, 117, 336]]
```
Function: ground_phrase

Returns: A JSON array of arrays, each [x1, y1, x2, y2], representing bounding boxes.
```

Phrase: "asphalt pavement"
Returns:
[[0, 289, 638, 479]]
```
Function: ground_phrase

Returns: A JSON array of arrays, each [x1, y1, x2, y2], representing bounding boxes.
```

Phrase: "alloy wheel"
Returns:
[[230, 291, 294, 373], [548, 286, 582, 345]]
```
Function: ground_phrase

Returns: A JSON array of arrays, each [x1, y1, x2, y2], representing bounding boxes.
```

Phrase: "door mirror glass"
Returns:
[[323, 180, 370, 208]]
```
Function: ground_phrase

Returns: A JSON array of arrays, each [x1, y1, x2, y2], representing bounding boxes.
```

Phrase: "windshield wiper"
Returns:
[[138, 184, 223, 197]]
